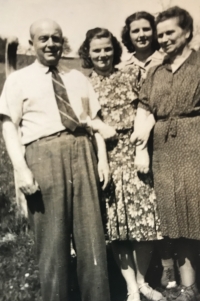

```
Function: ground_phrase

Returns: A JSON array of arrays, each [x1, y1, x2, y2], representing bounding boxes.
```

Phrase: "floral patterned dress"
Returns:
[[89, 68, 162, 241]]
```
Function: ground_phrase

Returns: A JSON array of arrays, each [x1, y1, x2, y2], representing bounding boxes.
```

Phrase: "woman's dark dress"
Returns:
[[139, 50, 200, 240]]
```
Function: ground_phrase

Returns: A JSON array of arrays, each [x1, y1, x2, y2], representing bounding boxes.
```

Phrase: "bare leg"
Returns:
[[156, 237, 177, 288], [176, 238, 197, 286], [134, 241, 153, 286], [134, 241, 166, 301], [179, 258, 195, 286], [112, 241, 140, 300], [174, 238, 199, 301]]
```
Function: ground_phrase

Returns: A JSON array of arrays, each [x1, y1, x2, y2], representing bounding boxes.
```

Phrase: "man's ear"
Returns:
[[29, 39, 33, 46]]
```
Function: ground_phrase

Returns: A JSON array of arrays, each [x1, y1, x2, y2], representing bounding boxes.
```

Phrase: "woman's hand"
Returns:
[[98, 159, 111, 190], [134, 147, 150, 174], [130, 129, 149, 150], [131, 110, 155, 148], [94, 132, 111, 190]]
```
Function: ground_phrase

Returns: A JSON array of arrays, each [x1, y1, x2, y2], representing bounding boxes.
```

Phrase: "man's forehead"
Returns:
[[36, 26, 62, 36], [30, 19, 62, 38]]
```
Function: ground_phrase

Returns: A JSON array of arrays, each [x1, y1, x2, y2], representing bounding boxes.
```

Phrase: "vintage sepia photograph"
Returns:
[[0, 0, 200, 300]]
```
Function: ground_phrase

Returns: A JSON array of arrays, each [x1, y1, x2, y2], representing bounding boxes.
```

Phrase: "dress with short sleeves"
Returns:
[[138, 50, 200, 240], [90, 67, 162, 241]]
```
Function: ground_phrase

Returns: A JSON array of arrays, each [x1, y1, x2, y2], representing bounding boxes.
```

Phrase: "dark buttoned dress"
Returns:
[[139, 50, 200, 240]]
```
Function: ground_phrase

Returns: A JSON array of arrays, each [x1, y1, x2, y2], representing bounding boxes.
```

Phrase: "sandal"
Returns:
[[161, 266, 177, 289], [175, 283, 199, 301], [127, 291, 141, 301], [139, 282, 166, 301]]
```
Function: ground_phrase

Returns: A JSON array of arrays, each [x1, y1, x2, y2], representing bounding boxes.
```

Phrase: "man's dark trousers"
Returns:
[[26, 131, 110, 301]]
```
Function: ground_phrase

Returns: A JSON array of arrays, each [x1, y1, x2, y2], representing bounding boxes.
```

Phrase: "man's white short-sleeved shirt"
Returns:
[[0, 60, 100, 145]]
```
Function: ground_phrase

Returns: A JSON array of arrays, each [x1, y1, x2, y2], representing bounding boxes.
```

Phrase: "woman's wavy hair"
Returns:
[[78, 27, 122, 68], [121, 11, 160, 53], [156, 6, 193, 43]]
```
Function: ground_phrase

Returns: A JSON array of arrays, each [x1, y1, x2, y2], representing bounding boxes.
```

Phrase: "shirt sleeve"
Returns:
[[0, 72, 23, 125]]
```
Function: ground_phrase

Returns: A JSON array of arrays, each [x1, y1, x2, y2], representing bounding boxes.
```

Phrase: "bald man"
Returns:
[[0, 19, 111, 301]]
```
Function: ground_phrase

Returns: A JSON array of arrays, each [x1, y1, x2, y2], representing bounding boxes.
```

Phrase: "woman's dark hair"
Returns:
[[78, 27, 122, 68], [121, 11, 160, 53], [156, 6, 193, 43]]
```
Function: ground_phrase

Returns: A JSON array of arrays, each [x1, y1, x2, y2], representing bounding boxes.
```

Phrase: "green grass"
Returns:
[[0, 232, 41, 301], [0, 118, 42, 300]]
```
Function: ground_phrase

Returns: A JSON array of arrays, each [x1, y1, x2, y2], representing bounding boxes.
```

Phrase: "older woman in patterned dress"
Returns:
[[132, 6, 200, 301], [79, 28, 165, 301]]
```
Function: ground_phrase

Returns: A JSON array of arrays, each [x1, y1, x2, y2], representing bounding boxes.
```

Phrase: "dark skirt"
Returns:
[[152, 115, 200, 240]]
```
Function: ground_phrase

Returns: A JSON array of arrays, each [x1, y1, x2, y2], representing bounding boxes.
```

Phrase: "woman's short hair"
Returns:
[[78, 27, 122, 68], [121, 11, 160, 53], [156, 6, 193, 43]]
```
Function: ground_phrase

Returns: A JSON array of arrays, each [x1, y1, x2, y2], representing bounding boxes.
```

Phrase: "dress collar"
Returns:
[[163, 49, 194, 73], [89, 68, 117, 79], [120, 50, 164, 70]]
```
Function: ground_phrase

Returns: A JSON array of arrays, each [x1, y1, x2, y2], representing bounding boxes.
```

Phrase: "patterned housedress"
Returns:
[[89, 68, 162, 242], [139, 50, 200, 240]]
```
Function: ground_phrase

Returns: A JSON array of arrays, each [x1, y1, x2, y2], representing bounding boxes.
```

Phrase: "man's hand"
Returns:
[[134, 147, 150, 174], [89, 116, 117, 140], [98, 124, 117, 140], [98, 159, 111, 190], [15, 167, 40, 195], [2, 116, 40, 196]]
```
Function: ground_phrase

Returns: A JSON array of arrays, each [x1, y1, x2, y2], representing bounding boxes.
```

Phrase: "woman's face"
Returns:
[[129, 18, 153, 52], [157, 17, 190, 57], [89, 37, 114, 73]]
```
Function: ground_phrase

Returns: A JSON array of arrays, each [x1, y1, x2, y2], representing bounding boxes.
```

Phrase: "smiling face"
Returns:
[[29, 20, 63, 66], [157, 17, 190, 57], [129, 18, 153, 52], [89, 37, 114, 74]]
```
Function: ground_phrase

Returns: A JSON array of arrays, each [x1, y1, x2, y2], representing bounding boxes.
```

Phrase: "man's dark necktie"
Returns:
[[49, 66, 79, 131]]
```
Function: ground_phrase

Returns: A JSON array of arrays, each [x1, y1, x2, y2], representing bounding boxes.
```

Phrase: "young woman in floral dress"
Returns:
[[79, 28, 164, 301], [121, 11, 177, 290]]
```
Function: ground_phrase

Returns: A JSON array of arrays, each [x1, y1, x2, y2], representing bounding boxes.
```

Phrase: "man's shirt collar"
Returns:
[[34, 59, 67, 75]]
